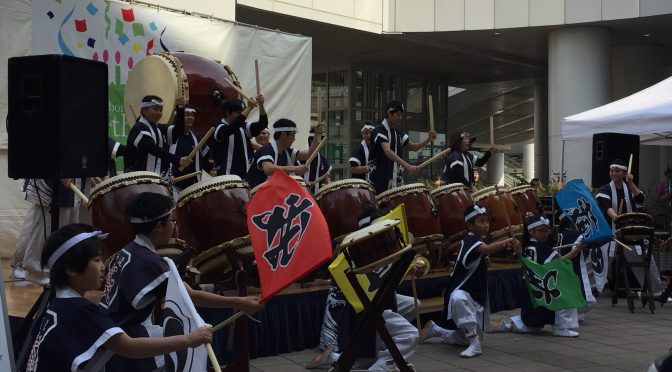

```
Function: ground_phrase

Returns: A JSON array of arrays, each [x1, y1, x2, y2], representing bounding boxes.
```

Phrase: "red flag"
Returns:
[[247, 171, 332, 299], [121, 8, 135, 22], [74, 19, 87, 32]]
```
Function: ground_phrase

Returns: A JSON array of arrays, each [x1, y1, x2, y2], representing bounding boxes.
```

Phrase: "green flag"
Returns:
[[520, 256, 587, 310]]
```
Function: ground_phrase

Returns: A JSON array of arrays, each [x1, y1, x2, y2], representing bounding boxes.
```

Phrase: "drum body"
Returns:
[[339, 220, 405, 272], [176, 175, 250, 252], [315, 179, 377, 239], [509, 185, 542, 220], [124, 52, 242, 135], [471, 186, 523, 239], [614, 212, 654, 242], [377, 183, 442, 238], [250, 175, 308, 197], [89, 171, 172, 258], [431, 183, 473, 241]]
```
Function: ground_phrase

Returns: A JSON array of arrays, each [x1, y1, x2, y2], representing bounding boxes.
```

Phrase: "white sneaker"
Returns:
[[26, 271, 50, 286], [492, 318, 512, 332], [460, 337, 483, 358], [553, 329, 579, 338], [419, 320, 441, 342], [12, 265, 27, 279]]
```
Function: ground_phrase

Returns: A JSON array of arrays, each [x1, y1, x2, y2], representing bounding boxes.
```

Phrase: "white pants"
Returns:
[[448, 290, 484, 338], [395, 294, 421, 323], [510, 308, 579, 333], [10, 204, 78, 273], [365, 310, 418, 371]]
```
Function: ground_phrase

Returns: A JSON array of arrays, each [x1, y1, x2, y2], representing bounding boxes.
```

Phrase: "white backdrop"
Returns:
[[0, 0, 312, 257]]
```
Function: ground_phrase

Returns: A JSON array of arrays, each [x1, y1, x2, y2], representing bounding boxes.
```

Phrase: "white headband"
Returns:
[[308, 132, 315, 138], [140, 99, 164, 108], [47, 231, 108, 269], [361, 124, 375, 132], [129, 207, 174, 224], [274, 127, 298, 133], [610, 164, 627, 171], [527, 217, 550, 231], [184, 108, 196, 113], [464, 206, 487, 222]]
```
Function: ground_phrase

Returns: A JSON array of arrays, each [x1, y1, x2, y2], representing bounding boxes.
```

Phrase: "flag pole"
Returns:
[[211, 311, 245, 333], [205, 343, 222, 372], [411, 275, 422, 337]]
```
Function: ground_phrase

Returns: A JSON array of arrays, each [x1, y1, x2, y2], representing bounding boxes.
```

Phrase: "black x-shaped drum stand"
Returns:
[[332, 248, 416, 372]]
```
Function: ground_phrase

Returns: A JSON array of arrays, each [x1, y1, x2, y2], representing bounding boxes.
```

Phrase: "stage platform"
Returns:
[[2, 259, 523, 363]]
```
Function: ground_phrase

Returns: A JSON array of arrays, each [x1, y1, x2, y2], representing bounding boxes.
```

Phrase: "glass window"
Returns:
[[405, 80, 424, 114]]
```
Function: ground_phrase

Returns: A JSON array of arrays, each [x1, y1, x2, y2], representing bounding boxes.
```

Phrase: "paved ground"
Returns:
[[250, 295, 672, 371]]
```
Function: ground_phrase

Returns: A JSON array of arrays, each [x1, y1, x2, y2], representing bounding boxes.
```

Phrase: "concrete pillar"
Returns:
[[483, 152, 504, 186], [533, 81, 548, 183], [522, 143, 535, 182], [548, 28, 610, 185], [611, 44, 665, 191]]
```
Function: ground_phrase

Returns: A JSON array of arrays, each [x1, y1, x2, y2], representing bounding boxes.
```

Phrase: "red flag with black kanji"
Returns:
[[247, 170, 332, 299]]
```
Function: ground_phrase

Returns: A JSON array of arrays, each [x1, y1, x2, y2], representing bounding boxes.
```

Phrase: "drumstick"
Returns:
[[305, 137, 327, 167], [428, 94, 434, 132], [128, 104, 139, 127], [255, 59, 261, 96], [490, 116, 494, 146], [613, 237, 634, 252], [307, 171, 330, 187], [94, 177, 103, 184], [223, 77, 250, 102], [627, 153, 633, 174], [173, 171, 200, 183], [494, 185, 516, 240], [205, 344, 222, 372], [211, 311, 245, 333], [417, 147, 451, 170], [68, 182, 89, 205], [179, 127, 215, 171], [411, 275, 422, 336], [316, 87, 322, 125], [619, 153, 634, 215]]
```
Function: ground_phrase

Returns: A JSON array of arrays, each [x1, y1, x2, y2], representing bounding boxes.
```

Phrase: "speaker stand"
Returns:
[[50, 178, 60, 234]]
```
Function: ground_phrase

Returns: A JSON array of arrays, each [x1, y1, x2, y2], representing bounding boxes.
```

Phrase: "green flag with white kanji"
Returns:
[[520, 256, 587, 310]]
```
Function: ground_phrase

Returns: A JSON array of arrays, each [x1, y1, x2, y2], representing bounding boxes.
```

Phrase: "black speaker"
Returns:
[[591, 132, 639, 187], [7, 54, 108, 179]]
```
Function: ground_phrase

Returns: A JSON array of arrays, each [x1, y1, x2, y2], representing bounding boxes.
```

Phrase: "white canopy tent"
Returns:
[[562, 76, 672, 146]]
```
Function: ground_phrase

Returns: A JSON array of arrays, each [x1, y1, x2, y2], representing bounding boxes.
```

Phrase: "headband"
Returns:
[[129, 207, 174, 224], [184, 108, 196, 113], [308, 132, 315, 138], [528, 217, 550, 231], [361, 124, 375, 132], [464, 206, 487, 222], [610, 164, 627, 171], [274, 127, 298, 133], [460, 132, 470, 139], [140, 99, 164, 108], [47, 231, 108, 269]]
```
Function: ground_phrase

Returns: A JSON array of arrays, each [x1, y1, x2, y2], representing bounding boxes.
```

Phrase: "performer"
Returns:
[[107, 137, 126, 178], [367, 100, 437, 194], [252, 128, 270, 151], [99, 192, 262, 370], [25, 223, 212, 372], [441, 132, 494, 190], [246, 119, 324, 189], [212, 95, 267, 178], [300, 126, 332, 194], [421, 205, 520, 357], [167, 99, 213, 190], [349, 122, 374, 180], [499, 215, 581, 337], [124, 95, 192, 176]]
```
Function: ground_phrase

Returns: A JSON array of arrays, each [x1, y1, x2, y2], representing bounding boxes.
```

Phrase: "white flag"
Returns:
[[162, 258, 208, 372]]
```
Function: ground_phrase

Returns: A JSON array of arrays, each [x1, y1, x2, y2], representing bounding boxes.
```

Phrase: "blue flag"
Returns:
[[555, 179, 612, 246]]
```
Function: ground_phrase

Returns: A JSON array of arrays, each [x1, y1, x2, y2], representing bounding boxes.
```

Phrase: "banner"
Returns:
[[162, 258, 207, 372], [555, 179, 612, 246], [247, 171, 332, 299], [520, 256, 587, 311]]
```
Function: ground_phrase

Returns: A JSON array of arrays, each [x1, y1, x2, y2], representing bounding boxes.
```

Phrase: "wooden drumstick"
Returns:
[[205, 343, 222, 372], [490, 116, 495, 146], [68, 182, 89, 205], [305, 137, 327, 167], [627, 153, 633, 174], [223, 78, 250, 102], [211, 311, 245, 333], [494, 185, 516, 240], [613, 237, 634, 252], [428, 94, 435, 132], [255, 59, 261, 96], [179, 127, 215, 171], [307, 171, 330, 187], [417, 147, 451, 170], [316, 87, 322, 125], [173, 171, 200, 183], [128, 104, 139, 127]]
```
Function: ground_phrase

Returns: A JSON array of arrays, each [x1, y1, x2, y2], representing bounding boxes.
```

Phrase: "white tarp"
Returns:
[[562, 76, 672, 146], [0, 0, 312, 257]]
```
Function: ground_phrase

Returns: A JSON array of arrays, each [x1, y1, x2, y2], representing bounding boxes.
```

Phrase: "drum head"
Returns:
[[124, 54, 180, 126]]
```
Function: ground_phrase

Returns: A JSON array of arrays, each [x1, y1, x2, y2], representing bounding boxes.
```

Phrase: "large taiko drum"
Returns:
[[315, 179, 378, 239], [250, 175, 308, 197], [471, 186, 523, 242], [376, 183, 442, 238], [89, 171, 172, 258], [124, 52, 242, 135], [431, 183, 473, 241], [509, 185, 542, 220], [176, 175, 250, 252]]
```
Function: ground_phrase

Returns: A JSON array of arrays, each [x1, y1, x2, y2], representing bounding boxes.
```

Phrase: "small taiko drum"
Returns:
[[377, 183, 442, 238], [614, 213, 654, 243], [124, 52, 242, 135], [509, 185, 542, 220], [315, 179, 378, 239], [431, 183, 473, 241], [338, 219, 408, 273], [250, 175, 308, 197], [176, 175, 250, 252], [471, 186, 523, 241], [191, 241, 234, 286], [89, 171, 172, 258], [156, 238, 190, 259]]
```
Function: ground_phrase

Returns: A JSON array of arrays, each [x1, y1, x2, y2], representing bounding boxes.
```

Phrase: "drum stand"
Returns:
[[610, 237, 656, 314], [331, 249, 417, 372], [210, 269, 250, 372]]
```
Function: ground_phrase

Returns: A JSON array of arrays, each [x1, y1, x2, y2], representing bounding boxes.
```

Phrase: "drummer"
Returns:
[[441, 132, 495, 191], [349, 122, 374, 180], [299, 126, 332, 194], [367, 100, 437, 194], [246, 119, 324, 189], [252, 128, 270, 151], [125, 95, 192, 176], [212, 95, 267, 178], [167, 98, 214, 190]]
